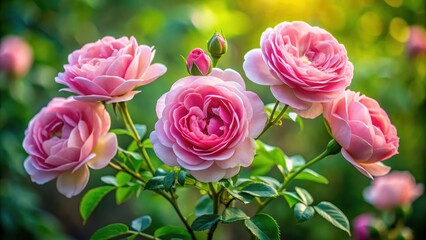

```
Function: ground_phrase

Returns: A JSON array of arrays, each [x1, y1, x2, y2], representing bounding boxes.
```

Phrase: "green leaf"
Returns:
[[144, 176, 165, 190], [80, 186, 115, 224], [222, 207, 249, 223], [226, 189, 254, 204], [90, 223, 128, 240], [244, 213, 280, 240], [116, 172, 132, 186], [314, 201, 351, 236], [294, 203, 315, 223], [131, 215, 152, 232], [282, 191, 302, 208], [154, 226, 191, 240], [294, 169, 329, 184], [110, 128, 132, 137], [285, 155, 305, 172], [118, 147, 142, 160], [253, 176, 281, 189], [252, 140, 286, 175], [134, 124, 147, 139], [100, 176, 118, 187], [163, 171, 175, 191], [242, 183, 278, 198], [295, 187, 313, 205], [195, 195, 213, 217], [115, 186, 133, 205], [177, 171, 186, 186], [142, 138, 153, 148], [191, 214, 221, 231]]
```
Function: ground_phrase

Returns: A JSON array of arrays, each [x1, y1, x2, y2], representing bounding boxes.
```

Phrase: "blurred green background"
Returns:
[[1, 0, 425, 239]]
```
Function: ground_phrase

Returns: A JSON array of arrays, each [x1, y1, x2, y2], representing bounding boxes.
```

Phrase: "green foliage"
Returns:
[[282, 191, 302, 208], [195, 195, 213, 217], [294, 169, 329, 184], [295, 187, 314, 205], [314, 202, 351, 236], [90, 223, 128, 240], [294, 203, 315, 223], [222, 207, 249, 223], [191, 214, 221, 231], [80, 186, 115, 224], [252, 140, 286, 175], [244, 213, 280, 240], [134, 124, 147, 139], [242, 182, 279, 198], [154, 226, 192, 240], [131, 215, 152, 232]]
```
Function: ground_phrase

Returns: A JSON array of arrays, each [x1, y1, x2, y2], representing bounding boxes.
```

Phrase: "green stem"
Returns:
[[256, 139, 341, 213], [208, 183, 221, 240], [117, 102, 155, 173], [127, 230, 160, 240], [256, 104, 289, 139], [212, 57, 219, 68], [109, 161, 145, 182]]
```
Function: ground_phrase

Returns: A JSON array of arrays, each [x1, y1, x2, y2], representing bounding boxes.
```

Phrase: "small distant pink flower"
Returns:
[[186, 48, 212, 76], [150, 68, 266, 182], [323, 90, 399, 178], [364, 171, 423, 210], [0, 35, 33, 78], [406, 26, 426, 58], [56, 36, 167, 103], [23, 97, 117, 197], [243, 21, 353, 118], [353, 214, 374, 240]]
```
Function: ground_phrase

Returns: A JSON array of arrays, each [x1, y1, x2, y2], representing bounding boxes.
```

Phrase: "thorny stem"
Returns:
[[256, 139, 341, 213], [256, 103, 289, 139], [127, 230, 160, 240], [117, 101, 155, 173]]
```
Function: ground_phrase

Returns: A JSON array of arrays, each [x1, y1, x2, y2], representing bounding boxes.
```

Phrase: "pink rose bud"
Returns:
[[23, 97, 118, 197], [405, 26, 426, 58], [243, 21, 353, 119], [353, 214, 374, 240], [150, 68, 266, 182], [207, 33, 227, 58], [363, 171, 423, 211], [0, 35, 33, 78], [186, 48, 212, 76], [55, 36, 167, 103], [323, 90, 399, 179]]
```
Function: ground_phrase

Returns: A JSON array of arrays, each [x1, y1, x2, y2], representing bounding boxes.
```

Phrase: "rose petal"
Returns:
[[56, 165, 90, 198], [243, 49, 282, 86], [88, 133, 118, 169]]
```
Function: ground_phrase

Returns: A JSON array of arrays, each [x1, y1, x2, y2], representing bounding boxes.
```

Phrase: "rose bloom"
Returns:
[[56, 36, 167, 103], [150, 68, 266, 182], [323, 90, 399, 178], [364, 171, 423, 211], [0, 35, 33, 78], [353, 214, 374, 240], [243, 21, 353, 118], [23, 97, 117, 197]]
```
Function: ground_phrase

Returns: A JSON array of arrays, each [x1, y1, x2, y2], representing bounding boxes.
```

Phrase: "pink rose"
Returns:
[[0, 35, 33, 78], [353, 214, 374, 240], [243, 21, 353, 118], [23, 97, 118, 197], [323, 90, 399, 178], [56, 36, 167, 103], [363, 171, 423, 210], [186, 48, 212, 76], [150, 68, 266, 182]]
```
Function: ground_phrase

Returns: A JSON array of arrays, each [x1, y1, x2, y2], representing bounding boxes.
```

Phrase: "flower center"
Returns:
[[300, 55, 311, 65]]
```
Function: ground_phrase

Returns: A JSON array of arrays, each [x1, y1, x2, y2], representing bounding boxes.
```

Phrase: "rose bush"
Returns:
[[323, 90, 399, 178], [243, 21, 353, 118], [363, 171, 424, 210], [23, 97, 117, 197], [150, 68, 266, 182], [55, 36, 167, 103]]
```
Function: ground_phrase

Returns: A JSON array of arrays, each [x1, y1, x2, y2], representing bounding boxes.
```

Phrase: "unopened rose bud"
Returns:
[[207, 32, 227, 60], [0, 35, 33, 78], [186, 48, 212, 76]]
